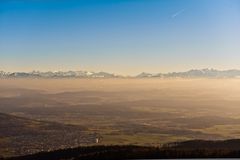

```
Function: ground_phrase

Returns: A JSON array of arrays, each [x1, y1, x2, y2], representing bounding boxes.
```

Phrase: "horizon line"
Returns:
[[1, 68, 240, 76]]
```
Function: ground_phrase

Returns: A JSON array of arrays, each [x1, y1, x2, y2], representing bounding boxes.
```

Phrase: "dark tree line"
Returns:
[[3, 139, 240, 160]]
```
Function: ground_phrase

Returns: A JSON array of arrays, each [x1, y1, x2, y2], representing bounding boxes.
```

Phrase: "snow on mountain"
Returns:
[[0, 69, 240, 78]]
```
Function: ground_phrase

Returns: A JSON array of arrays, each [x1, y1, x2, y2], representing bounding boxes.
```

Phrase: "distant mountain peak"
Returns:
[[0, 69, 240, 78], [136, 72, 153, 78]]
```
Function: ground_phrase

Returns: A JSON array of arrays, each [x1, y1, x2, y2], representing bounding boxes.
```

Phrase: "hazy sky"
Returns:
[[0, 0, 240, 75]]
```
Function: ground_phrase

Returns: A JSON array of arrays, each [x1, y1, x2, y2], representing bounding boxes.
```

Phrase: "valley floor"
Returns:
[[1, 78, 240, 157]]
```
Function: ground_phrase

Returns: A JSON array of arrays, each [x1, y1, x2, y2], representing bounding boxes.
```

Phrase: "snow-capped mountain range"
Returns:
[[0, 71, 119, 78], [136, 69, 240, 78], [1, 69, 240, 78]]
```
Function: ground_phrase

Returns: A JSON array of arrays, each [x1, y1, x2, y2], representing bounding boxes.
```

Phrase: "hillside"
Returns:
[[0, 113, 97, 157], [4, 139, 240, 160]]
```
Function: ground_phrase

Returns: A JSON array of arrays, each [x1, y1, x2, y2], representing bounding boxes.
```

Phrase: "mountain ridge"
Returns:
[[1, 68, 240, 78]]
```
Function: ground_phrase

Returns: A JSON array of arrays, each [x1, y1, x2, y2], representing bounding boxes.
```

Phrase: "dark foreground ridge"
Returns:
[[3, 139, 240, 160]]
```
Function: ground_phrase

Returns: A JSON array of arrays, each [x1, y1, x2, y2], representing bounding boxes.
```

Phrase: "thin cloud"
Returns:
[[171, 9, 185, 18]]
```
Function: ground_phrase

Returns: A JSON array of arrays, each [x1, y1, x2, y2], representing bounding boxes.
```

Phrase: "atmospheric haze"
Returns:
[[1, 78, 240, 156]]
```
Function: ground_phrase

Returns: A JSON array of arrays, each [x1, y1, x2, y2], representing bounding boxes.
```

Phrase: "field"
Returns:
[[1, 78, 240, 157]]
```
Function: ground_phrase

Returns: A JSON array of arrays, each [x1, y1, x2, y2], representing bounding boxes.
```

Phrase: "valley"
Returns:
[[1, 78, 240, 157]]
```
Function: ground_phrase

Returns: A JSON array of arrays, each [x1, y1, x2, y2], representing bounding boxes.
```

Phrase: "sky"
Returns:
[[0, 0, 240, 75]]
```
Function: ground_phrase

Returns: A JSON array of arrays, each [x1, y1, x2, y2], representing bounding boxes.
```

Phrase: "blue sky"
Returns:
[[0, 0, 240, 75]]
